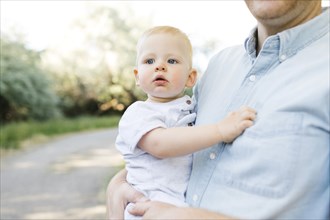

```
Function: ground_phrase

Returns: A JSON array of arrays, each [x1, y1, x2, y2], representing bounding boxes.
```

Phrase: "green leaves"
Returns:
[[0, 38, 61, 122], [41, 5, 150, 116], [1, 5, 151, 123]]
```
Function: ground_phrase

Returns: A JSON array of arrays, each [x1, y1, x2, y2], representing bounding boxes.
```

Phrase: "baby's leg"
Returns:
[[124, 203, 141, 220]]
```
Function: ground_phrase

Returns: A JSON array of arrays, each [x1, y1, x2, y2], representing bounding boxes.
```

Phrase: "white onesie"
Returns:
[[115, 95, 196, 219]]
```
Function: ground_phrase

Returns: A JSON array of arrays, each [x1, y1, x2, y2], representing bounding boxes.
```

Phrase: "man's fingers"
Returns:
[[125, 183, 149, 204], [128, 201, 150, 216], [106, 180, 148, 220]]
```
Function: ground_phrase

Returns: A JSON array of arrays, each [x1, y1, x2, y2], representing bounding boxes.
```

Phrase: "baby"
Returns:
[[115, 26, 256, 219]]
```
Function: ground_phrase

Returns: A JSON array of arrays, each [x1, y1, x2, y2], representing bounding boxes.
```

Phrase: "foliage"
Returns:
[[0, 37, 61, 122], [41, 5, 149, 117], [0, 115, 120, 149], [0, 4, 218, 123]]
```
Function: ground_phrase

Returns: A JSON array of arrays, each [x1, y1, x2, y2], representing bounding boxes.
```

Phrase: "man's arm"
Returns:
[[129, 200, 236, 220], [106, 169, 148, 219], [138, 106, 256, 158]]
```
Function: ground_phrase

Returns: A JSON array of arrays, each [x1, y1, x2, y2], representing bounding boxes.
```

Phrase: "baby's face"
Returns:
[[134, 33, 193, 102]]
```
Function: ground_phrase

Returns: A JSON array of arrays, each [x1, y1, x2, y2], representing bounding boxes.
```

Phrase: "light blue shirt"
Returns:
[[187, 8, 329, 219]]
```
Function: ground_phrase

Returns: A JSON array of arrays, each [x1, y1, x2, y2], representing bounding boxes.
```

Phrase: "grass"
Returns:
[[0, 115, 121, 150]]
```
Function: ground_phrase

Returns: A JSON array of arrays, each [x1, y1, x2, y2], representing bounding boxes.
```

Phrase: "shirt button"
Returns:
[[192, 194, 198, 201], [280, 54, 287, 61], [209, 152, 216, 160], [249, 75, 256, 82], [186, 100, 191, 105]]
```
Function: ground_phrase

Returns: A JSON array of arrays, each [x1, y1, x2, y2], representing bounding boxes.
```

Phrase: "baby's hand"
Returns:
[[217, 106, 256, 143]]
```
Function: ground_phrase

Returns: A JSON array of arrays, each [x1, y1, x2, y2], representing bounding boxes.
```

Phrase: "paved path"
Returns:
[[1, 128, 123, 220]]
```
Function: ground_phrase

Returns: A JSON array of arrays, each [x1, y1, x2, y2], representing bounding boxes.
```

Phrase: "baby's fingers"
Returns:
[[239, 120, 254, 130], [240, 111, 257, 121], [239, 106, 257, 114]]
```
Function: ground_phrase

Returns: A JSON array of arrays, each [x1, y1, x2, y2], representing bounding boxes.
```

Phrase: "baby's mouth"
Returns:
[[153, 75, 168, 85], [153, 75, 168, 82]]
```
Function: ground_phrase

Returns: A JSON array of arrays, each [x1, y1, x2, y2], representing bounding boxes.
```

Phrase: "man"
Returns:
[[107, 0, 329, 219]]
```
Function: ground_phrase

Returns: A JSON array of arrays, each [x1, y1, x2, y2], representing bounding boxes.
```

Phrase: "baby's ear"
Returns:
[[185, 68, 197, 88], [134, 68, 140, 86]]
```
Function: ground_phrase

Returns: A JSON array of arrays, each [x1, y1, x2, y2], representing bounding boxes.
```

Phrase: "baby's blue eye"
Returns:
[[168, 59, 178, 64], [146, 59, 154, 64]]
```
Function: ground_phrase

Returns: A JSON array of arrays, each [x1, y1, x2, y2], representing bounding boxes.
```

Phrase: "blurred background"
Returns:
[[1, 1, 257, 127], [1, 1, 329, 219], [2, 0, 328, 128]]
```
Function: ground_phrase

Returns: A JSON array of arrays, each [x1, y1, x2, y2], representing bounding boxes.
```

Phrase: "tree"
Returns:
[[41, 5, 150, 117], [0, 37, 61, 122]]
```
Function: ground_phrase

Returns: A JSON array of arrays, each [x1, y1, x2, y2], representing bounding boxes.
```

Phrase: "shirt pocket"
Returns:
[[215, 112, 303, 198]]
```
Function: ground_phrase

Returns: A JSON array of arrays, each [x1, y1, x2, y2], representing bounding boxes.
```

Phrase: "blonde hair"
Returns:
[[136, 26, 193, 68]]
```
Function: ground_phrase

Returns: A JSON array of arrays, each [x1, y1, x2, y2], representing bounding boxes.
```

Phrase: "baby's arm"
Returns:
[[138, 106, 256, 158]]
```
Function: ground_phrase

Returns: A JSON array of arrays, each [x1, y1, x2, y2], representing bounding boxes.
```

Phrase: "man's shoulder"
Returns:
[[211, 44, 245, 62]]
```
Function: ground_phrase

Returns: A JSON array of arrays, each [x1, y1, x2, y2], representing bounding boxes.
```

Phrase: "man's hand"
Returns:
[[106, 169, 148, 219], [129, 201, 182, 219], [129, 200, 234, 220]]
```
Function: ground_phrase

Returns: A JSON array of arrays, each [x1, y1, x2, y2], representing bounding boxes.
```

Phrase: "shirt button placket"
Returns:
[[192, 194, 199, 202], [249, 75, 256, 82], [209, 152, 216, 160], [190, 151, 218, 205], [280, 54, 287, 62]]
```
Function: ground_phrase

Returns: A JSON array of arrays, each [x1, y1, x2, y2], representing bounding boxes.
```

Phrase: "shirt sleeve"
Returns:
[[117, 102, 166, 153]]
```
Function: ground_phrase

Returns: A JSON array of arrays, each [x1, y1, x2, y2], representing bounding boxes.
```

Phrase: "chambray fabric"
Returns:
[[116, 95, 195, 219], [186, 8, 329, 219]]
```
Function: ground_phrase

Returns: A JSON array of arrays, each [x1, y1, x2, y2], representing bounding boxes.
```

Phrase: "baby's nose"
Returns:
[[156, 66, 166, 71], [155, 61, 167, 72]]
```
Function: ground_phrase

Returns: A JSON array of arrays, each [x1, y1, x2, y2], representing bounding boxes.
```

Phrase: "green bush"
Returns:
[[0, 37, 61, 122]]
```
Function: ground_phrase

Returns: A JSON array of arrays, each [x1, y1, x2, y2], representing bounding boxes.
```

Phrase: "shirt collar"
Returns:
[[244, 7, 329, 62]]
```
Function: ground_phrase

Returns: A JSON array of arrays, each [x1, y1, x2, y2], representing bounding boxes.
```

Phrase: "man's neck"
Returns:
[[256, 5, 322, 55]]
